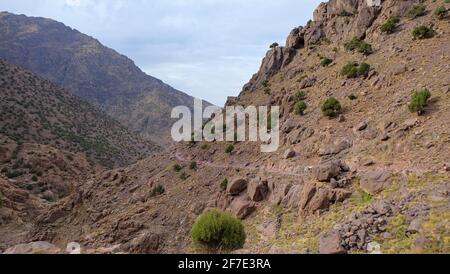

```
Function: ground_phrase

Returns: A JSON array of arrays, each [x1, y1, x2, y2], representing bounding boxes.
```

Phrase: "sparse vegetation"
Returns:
[[270, 42, 279, 49], [412, 26, 435, 39], [344, 37, 373, 55], [225, 144, 235, 154], [407, 4, 427, 19], [180, 172, 188, 180], [434, 6, 448, 19], [321, 58, 333, 67], [380, 17, 400, 34], [191, 210, 246, 252], [221, 179, 228, 192], [149, 185, 165, 198], [173, 164, 183, 172], [409, 88, 432, 115], [321, 97, 342, 117], [189, 161, 198, 171], [294, 101, 308, 116], [293, 91, 307, 102], [341, 62, 371, 78]]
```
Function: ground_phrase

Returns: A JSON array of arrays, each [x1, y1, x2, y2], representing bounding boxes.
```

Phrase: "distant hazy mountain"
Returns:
[[0, 11, 204, 144], [0, 59, 159, 168]]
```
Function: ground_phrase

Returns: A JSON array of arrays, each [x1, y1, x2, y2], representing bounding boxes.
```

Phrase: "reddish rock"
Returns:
[[227, 178, 248, 196], [247, 179, 269, 202], [229, 196, 256, 219], [319, 230, 346, 254]]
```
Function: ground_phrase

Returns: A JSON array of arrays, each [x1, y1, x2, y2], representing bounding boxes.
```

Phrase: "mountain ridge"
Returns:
[[0, 11, 211, 145]]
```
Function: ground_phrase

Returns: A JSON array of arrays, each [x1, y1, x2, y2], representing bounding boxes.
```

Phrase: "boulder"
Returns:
[[360, 169, 392, 194], [313, 161, 342, 182], [247, 179, 269, 202], [356, 121, 368, 131], [371, 200, 392, 215], [124, 231, 161, 254], [319, 139, 352, 156], [284, 149, 296, 159], [319, 230, 346, 254], [407, 218, 422, 234], [229, 196, 256, 219], [227, 178, 248, 195], [3, 242, 61, 254]]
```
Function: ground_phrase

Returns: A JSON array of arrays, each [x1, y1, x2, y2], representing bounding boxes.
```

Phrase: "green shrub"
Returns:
[[380, 17, 400, 34], [341, 62, 371, 78], [6, 170, 24, 179], [225, 144, 235, 154], [32, 175, 38, 182], [407, 4, 426, 19], [358, 63, 371, 77], [270, 42, 279, 49], [180, 172, 188, 180], [435, 6, 448, 19], [412, 26, 434, 39], [321, 58, 333, 67], [344, 37, 373, 55], [149, 185, 165, 197], [220, 179, 228, 192], [191, 210, 246, 251], [173, 164, 183, 172], [294, 101, 308, 116], [321, 97, 342, 117], [189, 161, 198, 171], [293, 90, 307, 102], [409, 88, 431, 115]]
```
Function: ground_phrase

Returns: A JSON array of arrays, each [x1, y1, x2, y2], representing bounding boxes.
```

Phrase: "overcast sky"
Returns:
[[1, 0, 322, 106]]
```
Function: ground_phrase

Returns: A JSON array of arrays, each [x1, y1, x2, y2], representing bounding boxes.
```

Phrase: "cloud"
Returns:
[[65, 0, 81, 7], [0, 0, 322, 106]]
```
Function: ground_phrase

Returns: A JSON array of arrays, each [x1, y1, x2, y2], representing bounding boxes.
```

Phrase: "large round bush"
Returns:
[[191, 210, 246, 251]]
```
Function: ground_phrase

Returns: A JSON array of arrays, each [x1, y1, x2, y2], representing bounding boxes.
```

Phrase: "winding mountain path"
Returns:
[[175, 150, 306, 178]]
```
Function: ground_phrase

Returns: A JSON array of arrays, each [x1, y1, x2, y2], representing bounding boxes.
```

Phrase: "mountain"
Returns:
[[0, 11, 202, 145], [1, 0, 449, 254], [0, 59, 159, 168]]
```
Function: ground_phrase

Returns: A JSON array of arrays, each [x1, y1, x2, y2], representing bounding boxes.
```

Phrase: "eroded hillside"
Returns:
[[1, 0, 449, 254]]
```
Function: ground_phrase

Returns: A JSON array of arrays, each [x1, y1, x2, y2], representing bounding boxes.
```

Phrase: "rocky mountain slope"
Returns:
[[0, 59, 158, 168], [1, 0, 449, 254], [0, 12, 204, 144]]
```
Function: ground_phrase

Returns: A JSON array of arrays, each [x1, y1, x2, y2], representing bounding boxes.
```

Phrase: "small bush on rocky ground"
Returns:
[[190, 161, 197, 171], [413, 26, 435, 39], [191, 210, 246, 252], [409, 88, 431, 115], [344, 37, 373, 55], [270, 42, 279, 49], [180, 172, 188, 180], [407, 4, 427, 19], [173, 164, 183, 172], [321, 97, 342, 117], [341, 62, 371, 78], [221, 179, 228, 191], [32, 175, 38, 182], [293, 90, 307, 102], [321, 58, 333, 67], [380, 17, 400, 34], [149, 185, 165, 197], [294, 101, 308, 116], [348, 94, 358, 100], [225, 144, 235, 154], [435, 6, 448, 19]]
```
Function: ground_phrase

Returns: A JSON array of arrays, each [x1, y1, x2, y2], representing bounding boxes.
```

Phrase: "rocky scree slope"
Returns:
[[0, 12, 202, 145], [3, 0, 450, 254]]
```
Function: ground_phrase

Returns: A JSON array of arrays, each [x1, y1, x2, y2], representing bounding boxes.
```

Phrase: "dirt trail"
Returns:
[[175, 151, 305, 178]]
